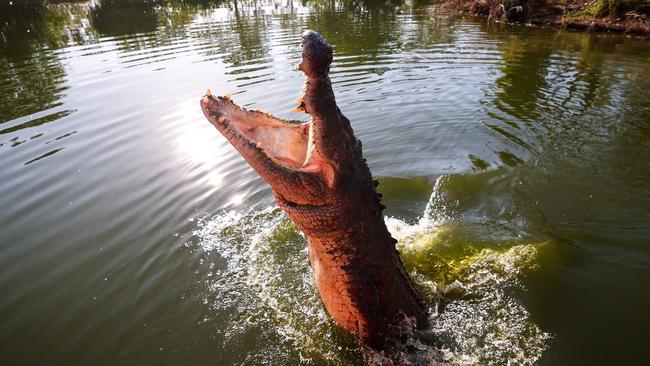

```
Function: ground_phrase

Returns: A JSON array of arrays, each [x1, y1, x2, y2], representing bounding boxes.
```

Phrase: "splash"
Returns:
[[193, 176, 550, 365], [194, 207, 362, 364], [384, 175, 551, 365], [388, 214, 551, 365]]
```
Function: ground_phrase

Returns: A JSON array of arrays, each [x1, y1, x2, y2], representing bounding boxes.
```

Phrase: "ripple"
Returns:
[[2, 2, 650, 365], [0, 110, 76, 135]]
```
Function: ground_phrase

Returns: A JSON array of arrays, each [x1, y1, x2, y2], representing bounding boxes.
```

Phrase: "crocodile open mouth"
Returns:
[[200, 92, 324, 173]]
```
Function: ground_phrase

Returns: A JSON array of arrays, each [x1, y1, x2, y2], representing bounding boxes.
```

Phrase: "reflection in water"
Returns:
[[0, 6, 69, 123], [488, 30, 553, 164], [1, 1, 650, 365], [24, 147, 65, 165], [480, 24, 650, 170], [0, 3, 67, 56], [476, 25, 650, 365], [0, 51, 68, 125], [90, 0, 221, 51], [91, 0, 158, 36], [0, 110, 76, 135], [223, 1, 271, 66], [306, 0, 405, 57]]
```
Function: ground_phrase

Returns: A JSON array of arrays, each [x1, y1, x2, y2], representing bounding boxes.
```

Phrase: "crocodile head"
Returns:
[[200, 30, 359, 206]]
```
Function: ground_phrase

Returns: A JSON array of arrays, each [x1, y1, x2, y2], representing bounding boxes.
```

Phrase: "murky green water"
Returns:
[[2, 0, 649, 364]]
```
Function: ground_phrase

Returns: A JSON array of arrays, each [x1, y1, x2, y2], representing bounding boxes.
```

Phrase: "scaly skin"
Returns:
[[200, 30, 427, 349]]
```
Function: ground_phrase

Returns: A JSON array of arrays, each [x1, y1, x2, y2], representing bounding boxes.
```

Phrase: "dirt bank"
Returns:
[[443, 0, 650, 35]]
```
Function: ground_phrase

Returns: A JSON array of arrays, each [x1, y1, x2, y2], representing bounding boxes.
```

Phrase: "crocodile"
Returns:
[[200, 30, 427, 348]]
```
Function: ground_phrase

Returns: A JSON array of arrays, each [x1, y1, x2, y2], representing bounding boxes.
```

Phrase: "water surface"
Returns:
[[1, 0, 649, 364]]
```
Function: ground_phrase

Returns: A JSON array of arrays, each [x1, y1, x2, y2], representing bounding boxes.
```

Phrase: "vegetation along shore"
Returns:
[[443, 0, 650, 34]]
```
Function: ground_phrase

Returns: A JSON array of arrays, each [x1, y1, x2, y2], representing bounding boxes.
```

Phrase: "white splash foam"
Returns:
[[193, 180, 550, 364], [194, 207, 360, 364]]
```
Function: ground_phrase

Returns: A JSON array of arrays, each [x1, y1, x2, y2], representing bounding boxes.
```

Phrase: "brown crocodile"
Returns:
[[200, 30, 427, 348]]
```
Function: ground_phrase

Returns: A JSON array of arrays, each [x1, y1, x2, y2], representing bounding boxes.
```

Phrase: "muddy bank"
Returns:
[[443, 0, 650, 35]]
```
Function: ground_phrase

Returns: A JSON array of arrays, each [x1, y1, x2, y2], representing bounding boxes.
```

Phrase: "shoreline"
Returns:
[[441, 0, 650, 35]]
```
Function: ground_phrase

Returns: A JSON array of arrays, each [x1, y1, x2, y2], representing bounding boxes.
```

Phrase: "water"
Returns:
[[1, 0, 649, 364]]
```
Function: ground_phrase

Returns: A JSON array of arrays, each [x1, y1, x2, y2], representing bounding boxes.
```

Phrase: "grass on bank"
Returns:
[[445, 0, 650, 34]]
